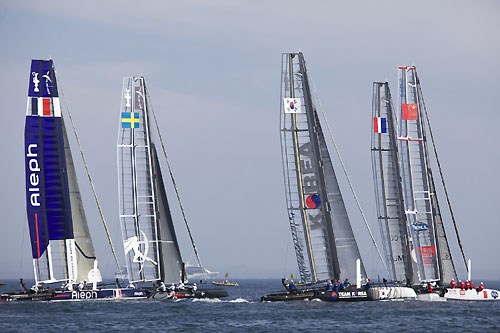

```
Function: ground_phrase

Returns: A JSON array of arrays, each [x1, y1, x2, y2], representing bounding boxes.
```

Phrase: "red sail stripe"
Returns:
[[43, 98, 51, 116], [35, 213, 40, 258]]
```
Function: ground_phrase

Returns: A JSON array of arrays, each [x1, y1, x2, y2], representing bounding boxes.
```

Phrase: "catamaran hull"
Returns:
[[262, 289, 371, 302], [1, 289, 148, 302], [444, 288, 499, 301], [149, 288, 228, 300], [261, 291, 315, 302], [367, 287, 417, 300], [315, 289, 371, 302]]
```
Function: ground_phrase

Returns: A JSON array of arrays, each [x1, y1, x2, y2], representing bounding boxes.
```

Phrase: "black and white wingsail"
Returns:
[[280, 52, 366, 284], [371, 82, 413, 284]]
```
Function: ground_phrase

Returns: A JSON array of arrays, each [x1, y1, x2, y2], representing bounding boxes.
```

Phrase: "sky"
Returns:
[[1, 0, 499, 281]]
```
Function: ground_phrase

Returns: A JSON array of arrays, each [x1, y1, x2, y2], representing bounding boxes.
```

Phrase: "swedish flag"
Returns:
[[121, 112, 139, 128]]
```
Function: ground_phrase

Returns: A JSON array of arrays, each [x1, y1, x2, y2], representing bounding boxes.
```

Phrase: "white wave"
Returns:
[[192, 298, 222, 303], [228, 298, 250, 303]]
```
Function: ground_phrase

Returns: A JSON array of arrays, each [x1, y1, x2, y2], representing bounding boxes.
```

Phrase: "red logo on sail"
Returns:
[[305, 194, 321, 209]]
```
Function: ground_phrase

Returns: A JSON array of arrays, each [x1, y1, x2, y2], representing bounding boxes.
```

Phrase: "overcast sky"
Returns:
[[1, 0, 499, 281]]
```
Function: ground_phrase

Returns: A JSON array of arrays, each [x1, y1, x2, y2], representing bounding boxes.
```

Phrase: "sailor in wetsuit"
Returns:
[[288, 280, 298, 293]]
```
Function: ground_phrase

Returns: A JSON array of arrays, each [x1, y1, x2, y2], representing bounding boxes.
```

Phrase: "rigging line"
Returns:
[[309, 77, 390, 276], [416, 77, 468, 271], [146, 91, 205, 280], [57, 74, 122, 275]]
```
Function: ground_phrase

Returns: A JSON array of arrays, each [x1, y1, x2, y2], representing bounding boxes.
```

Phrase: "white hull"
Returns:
[[416, 292, 446, 302], [368, 287, 417, 300], [445, 288, 499, 301]]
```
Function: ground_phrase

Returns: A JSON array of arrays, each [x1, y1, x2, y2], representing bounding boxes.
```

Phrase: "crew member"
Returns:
[[282, 278, 290, 292], [78, 281, 84, 291], [465, 280, 470, 290], [459, 280, 465, 290], [469, 281, 474, 290], [65, 282, 73, 291], [324, 280, 333, 291], [19, 279, 29, 293], [159, 282, 167, 292], [477, 282, 484, 292], [343, 278, 350, 289], [449, 279, 456, 289], [127, 282, 136, 289], [192, 283, 198, 292], [427, 283, 434, 293], [333, 280, 339, 291], [364, 279, 371, 290], [289, 280, 298, 293], [177, 281, 185, 290]]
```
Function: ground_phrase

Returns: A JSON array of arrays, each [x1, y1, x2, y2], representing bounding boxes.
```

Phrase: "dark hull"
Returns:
[[262, 288, 371, 302], [314, 289, 370, 302], [261, 290, 315, 302], [149, 287, 228, 300], [1, 288, 148, 302]]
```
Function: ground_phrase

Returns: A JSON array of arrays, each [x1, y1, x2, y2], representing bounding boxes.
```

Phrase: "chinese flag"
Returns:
[[402, 103, 417, 120]]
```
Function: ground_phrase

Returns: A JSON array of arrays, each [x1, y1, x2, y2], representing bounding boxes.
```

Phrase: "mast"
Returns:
[[25, 60, 76, 284], [280, 52, 366, 283], [397, 66, 440, 283], [371, 82, 413, 283]]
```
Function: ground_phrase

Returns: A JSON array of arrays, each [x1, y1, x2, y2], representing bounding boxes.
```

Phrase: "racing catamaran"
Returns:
[[117, 76, 227, 300], [263, 52, 369, 302], [1, 59, 146, 301], [371, 67, 499, 301]]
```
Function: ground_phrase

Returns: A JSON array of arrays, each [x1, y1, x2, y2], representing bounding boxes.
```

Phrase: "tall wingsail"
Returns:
[[25, 59, 100, 284], [397, 66, 441, 283], [117, 77, 184, 284], [371, 82, 412, 283], [280, 52, 366, 283]]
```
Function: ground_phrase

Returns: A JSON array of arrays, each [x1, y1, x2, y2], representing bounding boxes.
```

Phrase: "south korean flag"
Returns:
[[283, 98, 303, 113]]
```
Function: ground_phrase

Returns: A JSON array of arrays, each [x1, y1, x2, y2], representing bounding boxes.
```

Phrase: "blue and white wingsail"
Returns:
[[25, 60, 101, 285]]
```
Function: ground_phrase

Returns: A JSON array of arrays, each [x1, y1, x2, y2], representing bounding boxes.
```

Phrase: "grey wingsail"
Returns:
[[397, 66, 457, 284], [62, 119, 102, 283], [151, 144, 184, 284], [280, 52, 366, 283], [371, 82, 412, 283], [117, 77, 185, 285]]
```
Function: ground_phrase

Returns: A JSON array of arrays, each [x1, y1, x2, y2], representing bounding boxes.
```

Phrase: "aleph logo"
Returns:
[[27, 144, 41, 207], [42, 71, 52, 95]]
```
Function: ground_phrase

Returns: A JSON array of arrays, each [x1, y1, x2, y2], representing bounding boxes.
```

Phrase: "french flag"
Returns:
[[374, 117, 387, 133]]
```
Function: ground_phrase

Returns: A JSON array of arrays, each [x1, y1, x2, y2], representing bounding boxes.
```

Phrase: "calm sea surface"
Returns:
[[1, 279, 499, 332]]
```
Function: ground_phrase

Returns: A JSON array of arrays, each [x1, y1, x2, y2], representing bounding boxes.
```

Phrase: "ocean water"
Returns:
[[1, 279, 500, 332]]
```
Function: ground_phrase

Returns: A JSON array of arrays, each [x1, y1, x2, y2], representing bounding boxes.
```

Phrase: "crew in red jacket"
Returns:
[[477, 282, 484, 292], [459, 280, 465, 289], [450, 279, 457, 288], [465, 281, 471, 290], [427, 283, 434, 292], [469, 281, 474, 289]]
